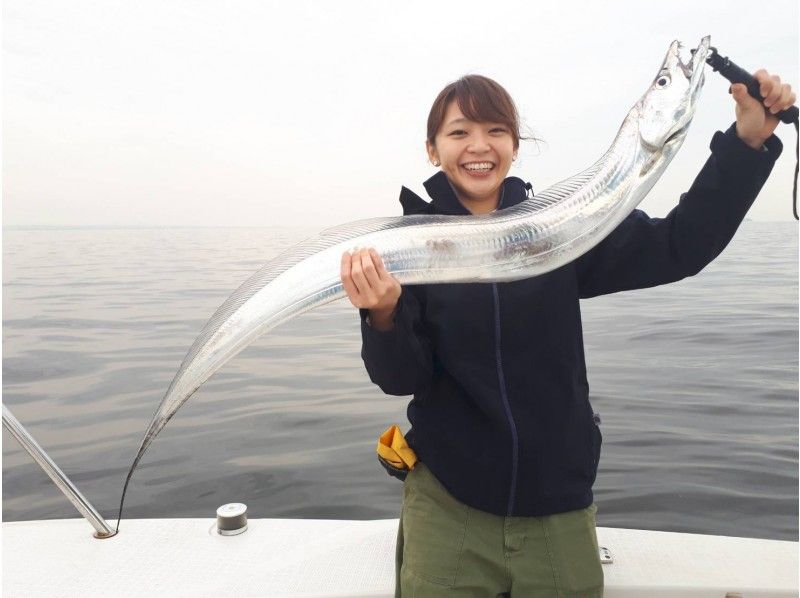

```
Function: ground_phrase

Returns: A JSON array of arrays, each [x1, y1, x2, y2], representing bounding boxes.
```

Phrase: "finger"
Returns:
[[764, 75, 783, 107], [340, 251, 350, 283], [351, 250, 378, 304], [369, 248, 389, 281], [372, 249, 400, 291], [732, 83, 764, 112], [350, 250, 368, 295], [340, 252, 361, 303], [731, 83, 749, 100], [360, 249, 383, 290], [771, 85, 794, 114], [753, 69, 771, 97]]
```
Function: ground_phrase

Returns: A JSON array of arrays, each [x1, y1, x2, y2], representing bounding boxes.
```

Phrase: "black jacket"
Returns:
[[360, 122, 783, 517]]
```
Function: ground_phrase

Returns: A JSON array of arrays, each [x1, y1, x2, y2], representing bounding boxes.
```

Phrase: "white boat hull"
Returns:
[[3, 518, 797, 597]]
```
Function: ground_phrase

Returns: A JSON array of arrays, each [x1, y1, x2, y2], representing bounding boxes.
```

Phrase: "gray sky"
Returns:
[[3, 0, 798, 226]]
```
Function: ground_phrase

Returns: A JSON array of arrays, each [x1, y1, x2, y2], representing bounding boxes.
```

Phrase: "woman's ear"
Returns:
[[426, 140, 439, 167]]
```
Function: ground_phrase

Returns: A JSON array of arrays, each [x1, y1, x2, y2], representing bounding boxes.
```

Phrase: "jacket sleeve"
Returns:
[[359, 285, 434, 396], [575, 122, 783, 299]]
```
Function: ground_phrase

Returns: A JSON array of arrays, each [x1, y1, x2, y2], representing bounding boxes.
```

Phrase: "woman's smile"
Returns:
[[461, 161, 496, 176], [427, 101, 516, 214]]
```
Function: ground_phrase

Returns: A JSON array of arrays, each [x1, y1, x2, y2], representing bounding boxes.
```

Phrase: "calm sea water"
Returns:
[[2, 224, 797, 541]]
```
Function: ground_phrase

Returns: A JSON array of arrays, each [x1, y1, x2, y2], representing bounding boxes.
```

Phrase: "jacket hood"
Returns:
[[399, 171, 532, 216]]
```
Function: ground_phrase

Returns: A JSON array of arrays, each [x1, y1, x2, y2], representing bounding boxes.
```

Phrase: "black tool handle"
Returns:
[[699, 47, 799, 124], [691, 45, 799, 220]]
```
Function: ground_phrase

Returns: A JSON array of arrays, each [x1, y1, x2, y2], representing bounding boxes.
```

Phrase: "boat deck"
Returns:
[[3, 518, 797, 597]]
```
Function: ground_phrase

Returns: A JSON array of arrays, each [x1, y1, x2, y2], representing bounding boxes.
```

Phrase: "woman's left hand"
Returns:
[[731, 69, 796, 149]]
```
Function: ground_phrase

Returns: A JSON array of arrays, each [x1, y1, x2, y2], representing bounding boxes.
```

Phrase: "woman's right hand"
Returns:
[[341, 248, 401, 330]]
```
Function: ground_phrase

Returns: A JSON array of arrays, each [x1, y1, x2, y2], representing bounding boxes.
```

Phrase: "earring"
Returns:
[[432, 160, 440, 167]]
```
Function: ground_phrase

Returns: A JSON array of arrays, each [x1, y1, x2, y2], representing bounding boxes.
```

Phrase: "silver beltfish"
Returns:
[[117, 36, 710, 528]]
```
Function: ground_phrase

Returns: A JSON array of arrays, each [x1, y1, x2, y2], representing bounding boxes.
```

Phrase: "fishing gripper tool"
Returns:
[[690, 45, 799, 220]]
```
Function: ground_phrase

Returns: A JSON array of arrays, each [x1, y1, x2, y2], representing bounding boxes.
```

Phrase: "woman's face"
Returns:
[[426, 101, 516, 213]]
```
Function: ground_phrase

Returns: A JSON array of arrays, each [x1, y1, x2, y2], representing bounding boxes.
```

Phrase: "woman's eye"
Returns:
[[448, 130, 467, 136], [490, 128, 508, 134]]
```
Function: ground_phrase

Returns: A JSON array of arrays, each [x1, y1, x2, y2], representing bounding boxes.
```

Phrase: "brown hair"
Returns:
[[427, 75, 525, 150]]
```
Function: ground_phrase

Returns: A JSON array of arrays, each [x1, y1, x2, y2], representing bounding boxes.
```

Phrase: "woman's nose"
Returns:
[[467, 134, 491, 152]]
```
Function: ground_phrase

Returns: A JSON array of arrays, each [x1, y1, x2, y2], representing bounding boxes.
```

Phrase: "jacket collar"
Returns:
[[399, 170, 530, 216]]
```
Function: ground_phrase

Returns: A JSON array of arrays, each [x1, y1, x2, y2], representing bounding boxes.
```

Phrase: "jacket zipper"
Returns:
[[492, 284, 519, 516], [491, 186, 520, 516]]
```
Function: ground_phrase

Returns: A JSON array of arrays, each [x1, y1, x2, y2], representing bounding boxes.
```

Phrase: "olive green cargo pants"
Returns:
[[396, 462, 603, 597]]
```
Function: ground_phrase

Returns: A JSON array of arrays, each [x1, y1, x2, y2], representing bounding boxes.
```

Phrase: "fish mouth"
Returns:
[[664, 123, 688, 145], [639, 36, 710, 153], [666, 36, 710, 143], [667, 36, 710, 89], [670, 35, 711, 79], [676, 42, 695, 79], [642, 123, 687, 153], [685, 36, 710, 88]]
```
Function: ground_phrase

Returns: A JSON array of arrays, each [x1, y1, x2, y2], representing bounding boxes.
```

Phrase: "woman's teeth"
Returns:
[[463, 162, 494, 171]]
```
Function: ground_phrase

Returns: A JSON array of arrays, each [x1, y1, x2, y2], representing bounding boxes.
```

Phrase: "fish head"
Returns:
[[636, 36, 710, 153]]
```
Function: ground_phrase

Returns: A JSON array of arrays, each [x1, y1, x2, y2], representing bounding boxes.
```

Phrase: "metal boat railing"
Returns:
[[2, 404, 116, 538]]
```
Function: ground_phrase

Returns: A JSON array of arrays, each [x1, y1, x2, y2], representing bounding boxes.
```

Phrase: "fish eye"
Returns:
[[655, 74, 671, 89]]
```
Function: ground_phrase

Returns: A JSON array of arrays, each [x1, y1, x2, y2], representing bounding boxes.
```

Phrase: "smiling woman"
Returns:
[[424, 75, 527, 214], [338, 53, 791, 595], [343, 74, 608, 597]]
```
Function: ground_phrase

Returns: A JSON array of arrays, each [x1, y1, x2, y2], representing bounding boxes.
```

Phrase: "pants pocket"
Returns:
[[401, 462, 470, 588], [544, 503, 604, 596]]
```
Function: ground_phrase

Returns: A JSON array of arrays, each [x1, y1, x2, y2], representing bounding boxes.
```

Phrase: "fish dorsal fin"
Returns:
[[166, 213, 449, 397], [509, 164, 603, 216], [202, 211, 453, 330], [172, 158, 606, 391], [122, 210, 449, 529]]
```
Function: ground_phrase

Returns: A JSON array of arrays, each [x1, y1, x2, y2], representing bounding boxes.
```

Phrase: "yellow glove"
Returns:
[[376, 424, 417, 475]]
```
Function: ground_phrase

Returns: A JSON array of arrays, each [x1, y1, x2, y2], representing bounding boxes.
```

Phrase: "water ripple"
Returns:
[[2, 223, 797, 541]]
